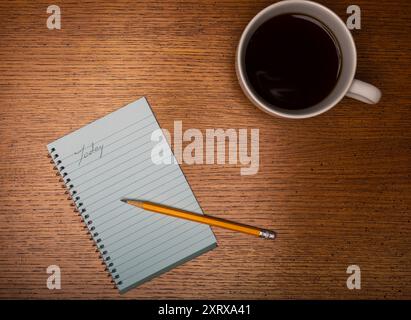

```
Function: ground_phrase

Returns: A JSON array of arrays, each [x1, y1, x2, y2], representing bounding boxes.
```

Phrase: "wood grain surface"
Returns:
[[0, 0, 410, 299]]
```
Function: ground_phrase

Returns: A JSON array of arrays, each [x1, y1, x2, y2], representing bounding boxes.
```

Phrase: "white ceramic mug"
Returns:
[[236, 0, 382, 119]]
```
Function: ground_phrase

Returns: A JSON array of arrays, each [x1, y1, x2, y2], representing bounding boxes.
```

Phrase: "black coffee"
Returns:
[[245, 14, 341, 110]]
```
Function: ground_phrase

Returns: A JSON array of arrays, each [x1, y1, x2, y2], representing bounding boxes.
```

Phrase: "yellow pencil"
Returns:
[[121, 199, 276, 240]]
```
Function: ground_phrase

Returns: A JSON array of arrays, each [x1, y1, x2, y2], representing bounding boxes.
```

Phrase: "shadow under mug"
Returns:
[[236, 0, 382, 119]]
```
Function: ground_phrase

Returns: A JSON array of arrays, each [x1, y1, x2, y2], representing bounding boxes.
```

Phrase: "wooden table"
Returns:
[[0, 0, 410, 299]]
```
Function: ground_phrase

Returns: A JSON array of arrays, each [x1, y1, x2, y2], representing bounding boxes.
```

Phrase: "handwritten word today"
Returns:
[[74, 142, 104, 165]]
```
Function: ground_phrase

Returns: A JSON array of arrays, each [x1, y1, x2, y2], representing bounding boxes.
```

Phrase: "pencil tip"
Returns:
[[121, 198, 144, 207]]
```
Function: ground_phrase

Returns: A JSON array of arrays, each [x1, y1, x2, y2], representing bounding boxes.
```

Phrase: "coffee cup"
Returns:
[[236, 0, 382, 119]]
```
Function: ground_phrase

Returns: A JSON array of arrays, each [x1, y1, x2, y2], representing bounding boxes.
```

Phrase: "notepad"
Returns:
[[47, 97, 217, 293]]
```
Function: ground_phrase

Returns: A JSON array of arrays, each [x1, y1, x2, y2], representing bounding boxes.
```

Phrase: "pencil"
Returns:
[[121, 199, 276, 240]]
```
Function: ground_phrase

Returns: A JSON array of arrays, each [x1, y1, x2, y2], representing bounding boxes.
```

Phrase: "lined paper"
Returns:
[[47, 97, 217, 293]]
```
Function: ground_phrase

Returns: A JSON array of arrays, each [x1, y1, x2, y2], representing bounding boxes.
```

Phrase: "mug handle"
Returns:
[[346, 79, 382, 104]]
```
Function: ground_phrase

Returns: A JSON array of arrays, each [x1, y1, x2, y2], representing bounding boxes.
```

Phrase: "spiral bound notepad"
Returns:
[[47, 97, 217, 293]]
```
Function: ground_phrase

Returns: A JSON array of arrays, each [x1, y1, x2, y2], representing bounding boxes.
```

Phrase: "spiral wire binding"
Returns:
[[48, 147, 122, 288]]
